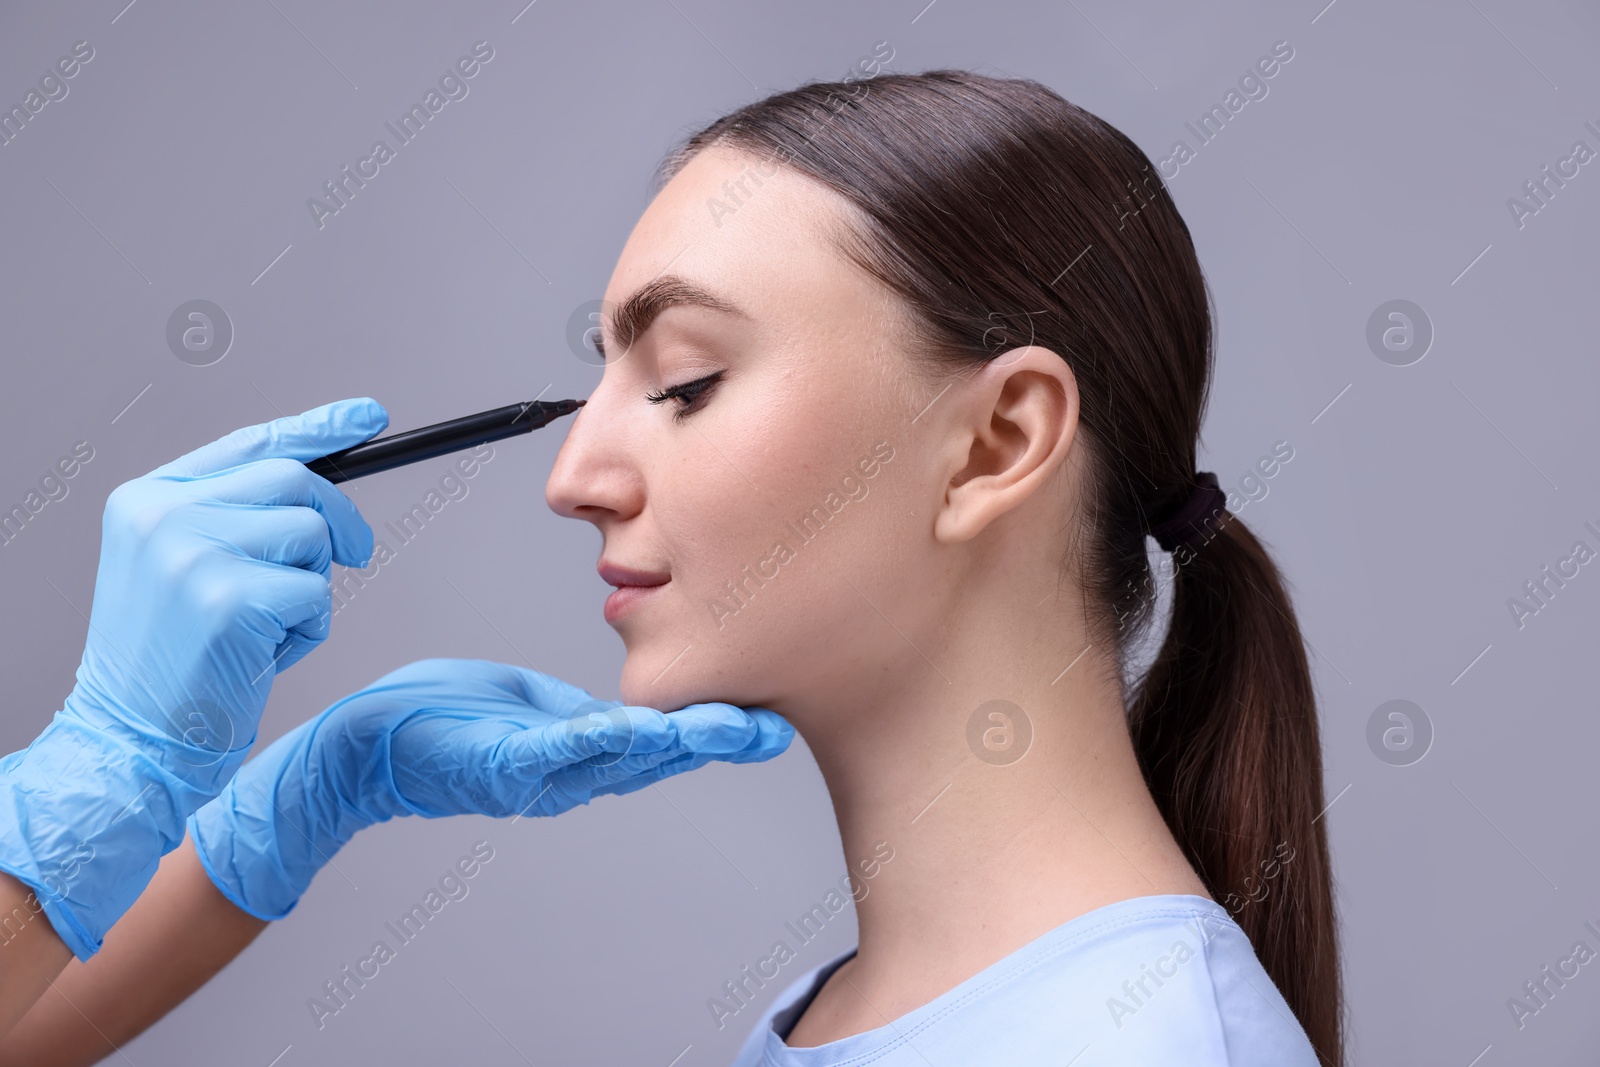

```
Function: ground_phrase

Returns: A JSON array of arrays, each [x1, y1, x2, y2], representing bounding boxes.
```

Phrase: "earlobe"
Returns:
[[932, 348, 1079, 544]]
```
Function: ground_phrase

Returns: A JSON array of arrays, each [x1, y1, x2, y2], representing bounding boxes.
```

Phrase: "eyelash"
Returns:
[[645, 370, 725, 422]]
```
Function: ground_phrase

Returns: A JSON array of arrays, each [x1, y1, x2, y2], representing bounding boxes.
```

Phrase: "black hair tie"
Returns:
[[1147, 472, 1228, 552]]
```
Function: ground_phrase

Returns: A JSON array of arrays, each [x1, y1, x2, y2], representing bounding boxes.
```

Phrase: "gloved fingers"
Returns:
[[152, 557, 329, 691], [705, 707, 795, 764], [199, 503, 334, 577], [546, 708, 795, 804], [389, 711, 679, 819], [269, 630, 322, 676], [386, 714, 536, 817], [193, 459, 372, 568], [232, 562, 334, 670], [589, 750, 719, 799], [575, 746, 715, 796], [524, 704, 788, 777], [504, 704, 680, 772], [656, 702, 765, 756], [276, 568, 334, 636], [385, 708, 672, 818], [273, 581, 338, 672], [501, 664, 604, 715], [533, 746, 689, 806], [150, 398, 388, 479], [590, 710, 793, 798]]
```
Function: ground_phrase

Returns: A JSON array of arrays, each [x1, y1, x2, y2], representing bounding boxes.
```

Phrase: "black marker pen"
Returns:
[[305, 398, 585, 484]]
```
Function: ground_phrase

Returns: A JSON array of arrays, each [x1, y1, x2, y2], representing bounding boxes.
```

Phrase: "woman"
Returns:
[[1, 70, 1339, 1065]]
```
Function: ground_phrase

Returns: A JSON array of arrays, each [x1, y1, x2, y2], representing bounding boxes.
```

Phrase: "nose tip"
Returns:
[[545, 427, 583, 520], [545, 389, 631, 523]]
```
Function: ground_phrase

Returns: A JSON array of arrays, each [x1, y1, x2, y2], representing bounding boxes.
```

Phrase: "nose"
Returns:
[[545, 380, 645, 526]]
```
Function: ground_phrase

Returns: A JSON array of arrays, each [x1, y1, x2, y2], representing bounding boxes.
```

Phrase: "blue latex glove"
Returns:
[[0, 398, 387, 959], [190, 658, 794, 920]]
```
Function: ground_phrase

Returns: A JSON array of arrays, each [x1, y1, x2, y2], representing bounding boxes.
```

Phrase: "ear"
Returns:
[[933, 346, 1080, 544]]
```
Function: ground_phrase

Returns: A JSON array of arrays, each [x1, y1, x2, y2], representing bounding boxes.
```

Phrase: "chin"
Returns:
[[617, 648, 692, 711], [616, 644, 747, 713]]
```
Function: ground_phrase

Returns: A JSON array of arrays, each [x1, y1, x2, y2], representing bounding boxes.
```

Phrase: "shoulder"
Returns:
[[1014, 896, 1321, 1067]]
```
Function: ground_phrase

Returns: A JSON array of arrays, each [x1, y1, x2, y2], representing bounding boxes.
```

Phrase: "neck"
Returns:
[[783, 599, 1209, 1017]]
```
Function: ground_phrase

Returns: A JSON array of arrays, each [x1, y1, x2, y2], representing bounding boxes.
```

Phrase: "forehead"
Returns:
[[604, 146, 858, 317]]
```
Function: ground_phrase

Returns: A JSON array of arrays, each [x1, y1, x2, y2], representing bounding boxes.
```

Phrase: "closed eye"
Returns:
[[645, 370, 725, 422]]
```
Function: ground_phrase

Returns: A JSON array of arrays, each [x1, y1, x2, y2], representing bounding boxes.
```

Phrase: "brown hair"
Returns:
[[658, 69, 1341, 1062]]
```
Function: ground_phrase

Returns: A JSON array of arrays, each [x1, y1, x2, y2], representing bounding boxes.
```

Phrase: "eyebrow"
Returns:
[[597, 274, 747, 358]]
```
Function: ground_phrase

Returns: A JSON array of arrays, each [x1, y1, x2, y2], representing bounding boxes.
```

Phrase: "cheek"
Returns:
[[625, 416, 921, 710]]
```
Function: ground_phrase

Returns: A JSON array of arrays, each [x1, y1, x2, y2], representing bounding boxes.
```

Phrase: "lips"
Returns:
[[599, 560, 669, 624], [598, 561, 670, 588]]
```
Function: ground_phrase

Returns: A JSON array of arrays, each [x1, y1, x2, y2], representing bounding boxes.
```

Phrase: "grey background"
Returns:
[[1, 0, 1596, 1063]]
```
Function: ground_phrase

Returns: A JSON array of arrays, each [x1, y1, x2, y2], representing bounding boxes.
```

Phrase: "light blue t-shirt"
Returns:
[[728, 894, 1318, 1066]]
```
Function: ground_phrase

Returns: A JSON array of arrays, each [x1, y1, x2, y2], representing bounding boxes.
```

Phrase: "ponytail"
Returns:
[[1129, 515, 1341, 1062]]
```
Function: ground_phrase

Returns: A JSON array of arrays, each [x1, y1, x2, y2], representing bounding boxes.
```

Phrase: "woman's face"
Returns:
[[546, 146, 942, 718]]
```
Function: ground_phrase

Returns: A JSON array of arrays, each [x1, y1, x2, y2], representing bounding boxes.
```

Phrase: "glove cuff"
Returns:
[[187, 807, 299, 922], [187, 709, 400, 920], [0, 716, 214, 959]]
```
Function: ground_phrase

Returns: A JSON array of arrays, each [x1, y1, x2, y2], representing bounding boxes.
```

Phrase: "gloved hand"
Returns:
[[0, 398, 388, 959], [190, 658, 794, 920]]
